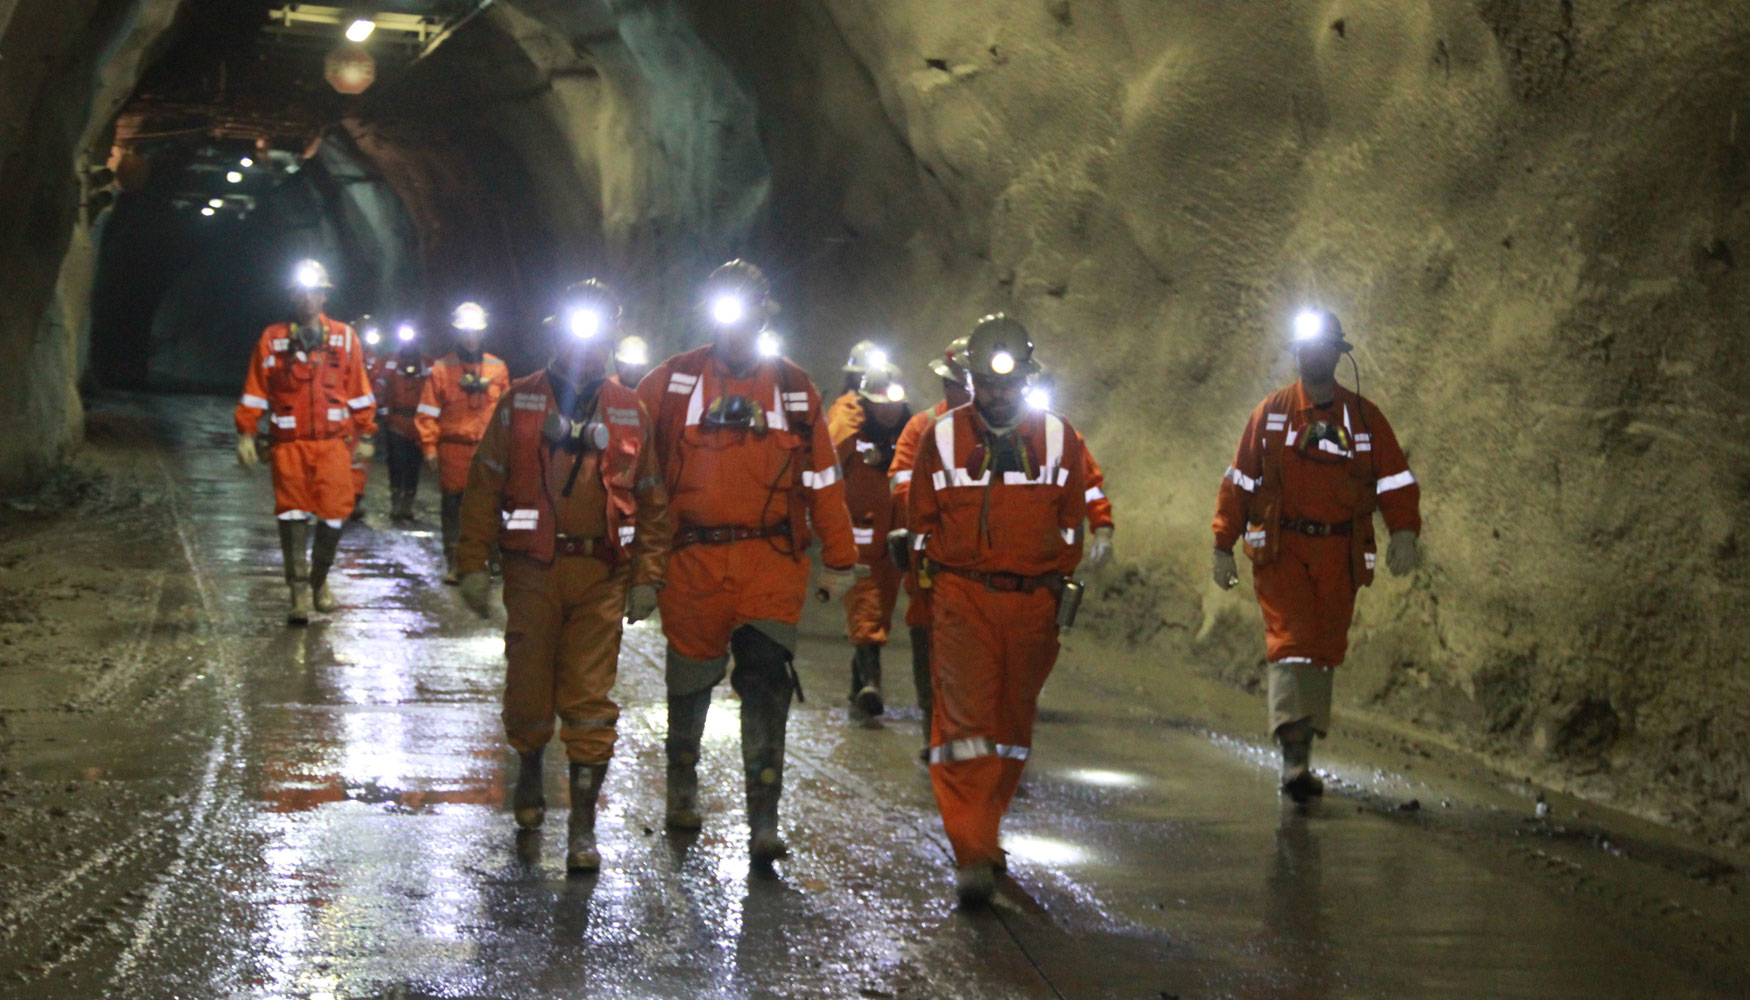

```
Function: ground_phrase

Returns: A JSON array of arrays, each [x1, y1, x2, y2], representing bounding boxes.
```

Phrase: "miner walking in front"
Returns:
[[455, 278, 671, 872], [1212, 309, 1421, 801]]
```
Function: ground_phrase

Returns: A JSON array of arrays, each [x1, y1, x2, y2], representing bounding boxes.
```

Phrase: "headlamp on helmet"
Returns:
[[1025, 385, 1052, 411], [615, 336, 650, 367], [397, 323, 417, 344], [291, 259, 333, 291], [957, 313, 1041, 381], [362, 327, 381, 347], [1291, 308, 1348, 349], [756, 330, 781, 358], [452, 302, 488, 332], [568, 307, 604, 340], [712, 294, 747, 327], [859, 361, 909, 404]]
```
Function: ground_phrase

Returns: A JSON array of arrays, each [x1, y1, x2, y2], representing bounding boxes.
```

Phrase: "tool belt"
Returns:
[[933, 564, 1064, 594], [673, 520, 790, 549], [1283, 517, 1353, 537], [554, 534, 601, 557]]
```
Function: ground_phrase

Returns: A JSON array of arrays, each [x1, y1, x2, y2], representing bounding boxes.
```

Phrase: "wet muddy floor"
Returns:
[[2, 395, 1747, 999]]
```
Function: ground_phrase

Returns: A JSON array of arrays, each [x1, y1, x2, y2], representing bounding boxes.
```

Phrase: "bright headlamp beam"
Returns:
[[756, 331, 781, 358], [868, 348, 888, 369], [1293, 309, 1326, 343], [294, 263, 323, 288], [346, 18, 376, 42], [991, 350, 1016, 375], [364, 330, 381, 346], [1025, 387, 1051, 411], [711, 295, 747, 326], [568, 308, 602, 339], [396, 324, 416, 343], [884, 383, 906, 402], [617, 342, 649, 366], [453, 303, 487, 331]]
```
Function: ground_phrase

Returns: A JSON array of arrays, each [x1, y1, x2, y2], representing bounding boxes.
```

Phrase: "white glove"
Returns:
[[460, 571, 492, 617], [1083, 526, 1114, 572], [236, 435, 258, 468], [355, 438, 375, 461], [625, 583, 659, 623], [815, 565, 857, 603], [1212, 548, 1239, 591], [1386, 529, 1419, 576]]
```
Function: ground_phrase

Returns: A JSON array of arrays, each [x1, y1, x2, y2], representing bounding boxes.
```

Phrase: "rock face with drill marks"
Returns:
[[4, 0, 1750, 845]]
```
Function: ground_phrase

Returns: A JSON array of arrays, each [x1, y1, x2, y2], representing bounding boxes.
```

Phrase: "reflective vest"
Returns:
[[496, 372, 645, 565], [258, 320, 367, 443], [920, 405, 1085, 575], [1241, 385, 1380, 587], [380, 354, 429, 439]]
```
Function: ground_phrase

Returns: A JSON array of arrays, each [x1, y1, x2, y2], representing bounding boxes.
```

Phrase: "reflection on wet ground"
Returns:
[[3, 395, 1748, 999]]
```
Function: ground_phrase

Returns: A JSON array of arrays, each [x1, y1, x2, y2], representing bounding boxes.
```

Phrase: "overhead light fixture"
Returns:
[[200, 207, 216, 217], [346, 18, 376, 42], [226, 170, 243, 183], [240, 156, 254, 168], [208, 198, 224, 208]]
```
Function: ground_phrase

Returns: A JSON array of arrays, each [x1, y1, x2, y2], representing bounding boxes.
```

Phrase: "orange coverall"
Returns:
[[348, 353, 386, 498], [1213, 380, 1420, 668], [909, 403, 1087, 868], [416, 352, 511, 494], [235, 317, 377, 523], [636, 346, 859, 666], [828, 398, 907, 646], [458, 370, 671, 763]]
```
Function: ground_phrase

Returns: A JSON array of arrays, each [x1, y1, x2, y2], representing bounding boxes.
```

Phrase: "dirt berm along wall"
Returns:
[[4, 0, 1748, 846]]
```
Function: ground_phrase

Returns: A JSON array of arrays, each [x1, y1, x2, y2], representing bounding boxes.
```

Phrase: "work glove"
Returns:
[[236, 434, 258, 468], [1083, 526, 1115, 572], [1386, 529, 1420, 577], [1212, 548, 1239, 591], [886, 529, 912, 570], [355, 438, 375, 461], [625, 583, 659, 624], [815, 565, 857, 603], [459, 571, 492, 617], [424, 452, 440, 473]]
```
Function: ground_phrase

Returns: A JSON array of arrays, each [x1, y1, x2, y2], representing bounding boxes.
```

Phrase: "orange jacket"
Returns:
[[830, 395, 911, 566], [1213, 379, 1419, 551], [235, 316, 377, 441], [457, 370, 671, 584], [416, 352, 510, 457], [889, 400, 950, 530], [908, 404, 1088, 576], [636, 345, 858, 570], [379, 352, 430, 439]]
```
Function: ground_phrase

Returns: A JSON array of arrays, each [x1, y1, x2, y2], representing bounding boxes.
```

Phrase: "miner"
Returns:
[[456, 278, 671, 872], [907, 314, 1089, 906], [636, 259, 859, 864], [1211, 309, 1421, 801], [417, 301, 511, 583], [233, 259, 377, 625]]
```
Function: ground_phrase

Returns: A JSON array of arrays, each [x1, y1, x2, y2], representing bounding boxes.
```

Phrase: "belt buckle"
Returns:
[[704, 527, 732, 544], [987, 572, 1023, 592]]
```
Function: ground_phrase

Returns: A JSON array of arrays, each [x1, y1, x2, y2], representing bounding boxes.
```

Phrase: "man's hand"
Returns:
[[460, 571, 492, 617], [236, 434, 259, 468], [1083, 526, 1115, 572], [886, 529, 911, 570], [1386, 529, 1419, 576], [1212, 548, 1239, 591], [355, 438, 375, 461], [424, 452, 439, 473], [625, 583, 659, 624], [815, 565, 856, 603]]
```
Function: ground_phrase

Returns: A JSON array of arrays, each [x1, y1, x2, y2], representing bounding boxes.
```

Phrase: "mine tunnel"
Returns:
[[3, 1, 1750, 996]]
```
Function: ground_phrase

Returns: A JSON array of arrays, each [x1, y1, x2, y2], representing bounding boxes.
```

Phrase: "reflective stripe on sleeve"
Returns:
[[1060, 528, 1076, 544], [1376, 470, 1417, 494], [348, 393, 375, 410], [852, 527, 875, 545], [240, 393, 269, 409], [417, 403, 441, 418], [1225, 465, 1258, 492], [892, 470, 913, 485], [802, 466, 841, 490], [504, 508, 539, 531], [1086, 486, 1105, 502]]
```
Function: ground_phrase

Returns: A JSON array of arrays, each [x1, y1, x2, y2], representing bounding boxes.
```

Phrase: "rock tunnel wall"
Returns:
[[3, 0, 1749, 844]]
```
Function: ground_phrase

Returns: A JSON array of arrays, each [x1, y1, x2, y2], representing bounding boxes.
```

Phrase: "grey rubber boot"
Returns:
[[740, 670, 792, 863], [850, 644, 885, 717], [1278, 721, 1324, 803], [566, 761, 609, 872], [309, 521, 343, 612], [910, 627, 933, 759], [512, 747, 545, 829], [955, 862, 996, 907], [664, 690, 711, 829], [279, 520, 311, 626]]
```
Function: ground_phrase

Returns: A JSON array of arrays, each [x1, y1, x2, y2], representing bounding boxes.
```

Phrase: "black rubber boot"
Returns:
[[732, 627, 793, 863], [567, 761, 609, 872], [512, 747, 545, 829], [441, 493, 463, 584], [309, 521, 343, 612], [664, 690, 711, 829], [279, 520, 311, 626], [1277, 721, 1325, 803], [910, 626, 933, 760], [850, 644, 884, 717]]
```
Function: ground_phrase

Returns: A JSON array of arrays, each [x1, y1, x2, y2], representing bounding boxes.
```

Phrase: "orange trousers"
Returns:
[[1252, 531, 1357, 668], [928, 572, 1060, 868], [436, 439, 480, 494], [270, 438, 356, 521], [501, 553, 629, 763], [842, 559, 901, 645], [658, 539, 810, 661]]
